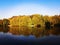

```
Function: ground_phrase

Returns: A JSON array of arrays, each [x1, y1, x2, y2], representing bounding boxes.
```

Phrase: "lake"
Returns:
[[0, 26, 60, 45]]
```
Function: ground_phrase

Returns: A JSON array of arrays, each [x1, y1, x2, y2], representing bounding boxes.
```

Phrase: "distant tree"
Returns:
[[45, 22, 51, 29], [3, 19, 10, 26], [36, 24, 41, 28], [3, 19, 10, 32], [54, 23, 60, 27], [31, 14, 44, 27]]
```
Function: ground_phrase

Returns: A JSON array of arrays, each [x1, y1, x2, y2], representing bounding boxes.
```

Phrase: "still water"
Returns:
[[1, 26, 60, 38], [0, 26, 60, 45], [0, 32, 60, 45]]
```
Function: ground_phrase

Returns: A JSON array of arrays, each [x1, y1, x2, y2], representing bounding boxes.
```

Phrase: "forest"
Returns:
[[0, 14, 60, 38]]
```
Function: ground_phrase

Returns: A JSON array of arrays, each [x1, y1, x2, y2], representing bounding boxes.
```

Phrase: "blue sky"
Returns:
[[0, 0, 60, 19]]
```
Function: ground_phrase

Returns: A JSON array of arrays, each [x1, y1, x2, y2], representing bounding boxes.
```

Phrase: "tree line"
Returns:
[[0, 14, 60, 37]]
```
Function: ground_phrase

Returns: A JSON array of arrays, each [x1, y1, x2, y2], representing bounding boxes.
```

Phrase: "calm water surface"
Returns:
[[0, 27, 60, 45]]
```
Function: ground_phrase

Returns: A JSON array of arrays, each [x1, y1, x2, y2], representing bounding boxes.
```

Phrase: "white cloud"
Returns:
[[0, 4, 60, 19]]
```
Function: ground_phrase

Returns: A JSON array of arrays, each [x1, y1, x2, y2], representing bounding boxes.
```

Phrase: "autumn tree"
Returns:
[[9, 16, 19, 26], [31, 14, 44, 28], [3, 19, 10, 32]]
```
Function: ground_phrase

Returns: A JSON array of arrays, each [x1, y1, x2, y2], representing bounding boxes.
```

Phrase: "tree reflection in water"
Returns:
[[0, 26, 60, 38], [9, 26, 60, 38], [9, 26, 45, 38]]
